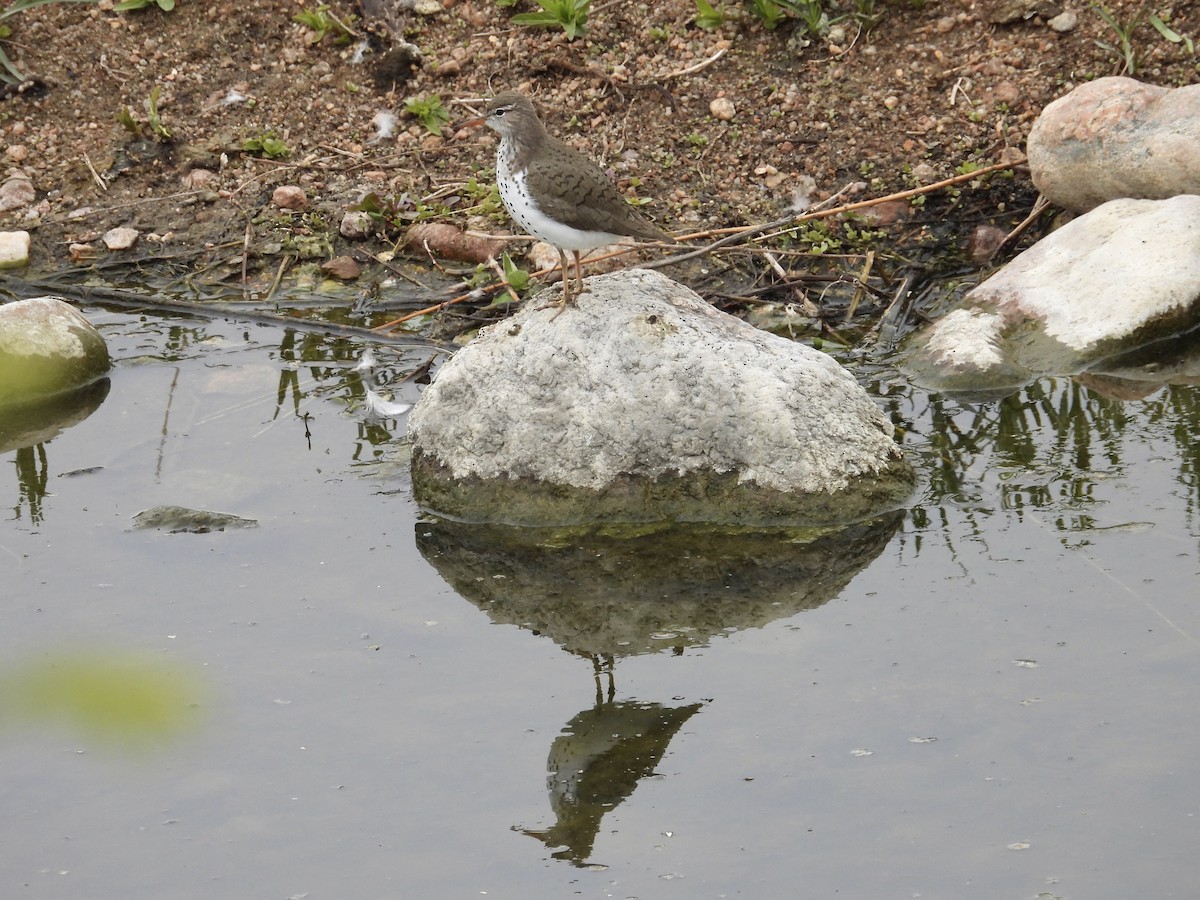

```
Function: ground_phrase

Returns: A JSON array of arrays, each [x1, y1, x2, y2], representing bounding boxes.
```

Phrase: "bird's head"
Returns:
[[458, 91, 540, 139]]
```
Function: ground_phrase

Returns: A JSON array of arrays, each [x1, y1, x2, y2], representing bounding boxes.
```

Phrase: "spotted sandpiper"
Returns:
[[460, 91, 672, 309]]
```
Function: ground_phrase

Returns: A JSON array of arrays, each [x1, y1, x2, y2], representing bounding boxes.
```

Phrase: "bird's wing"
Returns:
[[525, 138, 669, 241]]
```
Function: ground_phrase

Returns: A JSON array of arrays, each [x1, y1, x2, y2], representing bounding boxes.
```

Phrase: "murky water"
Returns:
[[2, 308, 1198, 898]]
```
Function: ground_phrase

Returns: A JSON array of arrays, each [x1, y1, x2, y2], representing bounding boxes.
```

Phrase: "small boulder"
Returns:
[[903, 195, 1200, 395], [409, 269, 913, 526], [1028, 76, 1200, 211], [0, 296, 111, 407], [0, 230, 30, 269]]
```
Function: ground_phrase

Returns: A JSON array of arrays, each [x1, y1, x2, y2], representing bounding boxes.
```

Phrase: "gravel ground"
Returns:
[[0, 0, 1197, 303]]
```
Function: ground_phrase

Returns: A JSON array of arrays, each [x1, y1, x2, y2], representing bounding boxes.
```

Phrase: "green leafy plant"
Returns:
[[145, 84, 171, 140], [747, 0, 787, 30], [354, 191, 449, 235], [403, 95, 451, 136], [852, 0, 884, 29], [500, 252, 530, 292], [1093, 3, 1195, 75], [1093, 3, 1141, 74], [294, 4, 356, 44], [117, 84, 173, 141], [114, 0, 175, 9], [116, 106, 139, 136], [242, 131, 291, 158], [509, 0, 590, 40], [693, 0, 725, 30], [743, 0, 865, 37], [460, 175, 505, 219], [796, 220, 840, 254], [1148, 11, 1194, 55], [781, 0, 830, 37]]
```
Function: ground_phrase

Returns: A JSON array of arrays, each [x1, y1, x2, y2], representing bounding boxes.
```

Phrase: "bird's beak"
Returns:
[[456, 114, 487, 130], [454, 99, 490, 131]]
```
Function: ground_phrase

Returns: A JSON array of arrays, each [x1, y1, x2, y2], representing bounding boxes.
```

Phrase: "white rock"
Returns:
[[904, 195, 1200, 393], [0, 230, 30, 269], [1028, 76, 1200, 211], [1048, 10, 1077, 32], [0, 296, 111, 407], [102, 227, 140, 250], [409, 269, 912, 525], [709, 97, 735, 121]]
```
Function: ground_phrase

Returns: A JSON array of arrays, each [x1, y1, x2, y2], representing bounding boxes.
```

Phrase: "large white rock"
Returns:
[[904, 195, 1200, 394], [409, 269, 913, 526], [0, 296, 111, 407], [1028, 77, 1200, 211]]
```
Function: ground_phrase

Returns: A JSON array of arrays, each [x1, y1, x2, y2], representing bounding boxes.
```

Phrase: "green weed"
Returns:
[[508, 0, 590, 40], [404, 95, 451, 137], [693, 0, 726, 30], [294, 4, 356, 44], [242, 132, 291, 158]]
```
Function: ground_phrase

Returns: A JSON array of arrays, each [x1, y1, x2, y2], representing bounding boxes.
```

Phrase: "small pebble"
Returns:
[[183, 168, 219, 190], [339, 210, 375, 240], [710, 97, 735, 121], [320, 255, 360, 280], [272, 185, 308, 210], [0, 175, 35, 212], [1048, 10, 1077, 32], [911, 162, 937, 183], [69, 242, 99, 263], [967, 224, 1008, 266]]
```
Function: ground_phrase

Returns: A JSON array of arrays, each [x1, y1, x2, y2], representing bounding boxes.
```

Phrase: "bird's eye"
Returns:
[[494, 109, 506, 117]]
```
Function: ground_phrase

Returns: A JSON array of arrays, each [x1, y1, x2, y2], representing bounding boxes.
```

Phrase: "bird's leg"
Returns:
[[537, 246, 573, 314], [573, 250, 586, 300]]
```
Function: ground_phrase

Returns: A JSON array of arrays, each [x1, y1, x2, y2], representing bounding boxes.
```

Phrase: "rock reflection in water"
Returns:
[[414, 512, 903, 658], [0, 377, 110, 454], [2, 378, 111, 524], [417, 514, 901, 865]]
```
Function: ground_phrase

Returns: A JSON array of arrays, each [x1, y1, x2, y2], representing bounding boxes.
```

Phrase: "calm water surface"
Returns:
[[2, 309, 1198, 899]]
